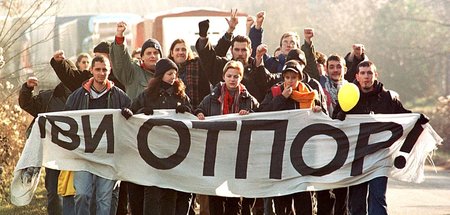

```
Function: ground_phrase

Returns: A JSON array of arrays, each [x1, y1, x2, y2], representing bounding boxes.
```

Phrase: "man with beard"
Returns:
[[195, 11, 274, 103]]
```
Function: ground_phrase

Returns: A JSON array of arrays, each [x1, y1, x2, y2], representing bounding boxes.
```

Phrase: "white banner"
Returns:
[[11, 109, 442, 205]]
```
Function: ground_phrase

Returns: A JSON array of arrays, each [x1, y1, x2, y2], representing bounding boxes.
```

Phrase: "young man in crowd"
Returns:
[[333, 60, 428, 215], [65, 55, 131, 215]]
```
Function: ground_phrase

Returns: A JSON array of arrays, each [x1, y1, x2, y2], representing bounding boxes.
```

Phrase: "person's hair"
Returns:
[[76, 53, 91, 70], [222, 60, 244, 77], [316, 51, 327, 66], [279, 32, 300, 48], [168, 39, 195, 61], [357, 60, 376, 73], [146, 76, 187, 99], [231, 35, 252, 50], [326, 54, 345, 67], [131, 48, 141, 57], [91, 55, 109, 69], [273, 46, 281, 56]]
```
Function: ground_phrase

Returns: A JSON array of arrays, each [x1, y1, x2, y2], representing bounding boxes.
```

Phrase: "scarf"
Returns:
[[289, 82, 317, 109], [323, 76, 346, 113], [220, 83, 244, 115]]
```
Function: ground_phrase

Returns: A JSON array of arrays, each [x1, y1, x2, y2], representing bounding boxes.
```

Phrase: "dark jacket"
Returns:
[[259, 82, 321, 112], [255, 71, 328, 114], [19, 82, 71, 116], [196, 35, 273, 103], [19, 82, 72, 136], [50, 58, 125, 92], [195, 82, 259, 116], [343, 52, 369, 83], [248, 26, 320, 81], [65, 79, 131, 111], [130, 84, 192, 114], [332, 81, 411, 117]]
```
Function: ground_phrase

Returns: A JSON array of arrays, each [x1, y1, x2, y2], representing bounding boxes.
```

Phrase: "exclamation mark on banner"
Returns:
[[394, 120, 424, 169]]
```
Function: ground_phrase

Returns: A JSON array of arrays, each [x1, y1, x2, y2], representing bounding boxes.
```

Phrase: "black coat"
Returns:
[[131, 85, 192, 114], [332, 81, 411, 117]]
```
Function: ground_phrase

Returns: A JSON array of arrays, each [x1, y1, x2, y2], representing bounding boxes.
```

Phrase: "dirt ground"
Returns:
[[387, 165, 450, 215]]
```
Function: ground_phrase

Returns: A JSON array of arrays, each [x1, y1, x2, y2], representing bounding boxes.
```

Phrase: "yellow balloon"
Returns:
[[338, 83, 360, 112]]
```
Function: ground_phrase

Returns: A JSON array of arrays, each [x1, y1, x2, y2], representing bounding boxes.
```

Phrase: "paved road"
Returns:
[[387, 166, 450, 215]]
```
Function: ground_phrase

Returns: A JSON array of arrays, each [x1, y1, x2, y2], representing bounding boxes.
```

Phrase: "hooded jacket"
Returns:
[[65, 78, 131, 111]]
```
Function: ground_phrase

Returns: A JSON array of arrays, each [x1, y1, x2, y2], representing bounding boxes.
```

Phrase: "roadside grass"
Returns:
[[0, 178, 47, 215]]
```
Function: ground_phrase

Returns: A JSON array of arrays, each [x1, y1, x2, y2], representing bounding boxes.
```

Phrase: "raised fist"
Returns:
[[26, 76, 38, 88], [116, 21, 127, 37], [304, 28, 314, 43], [53, 50, 65, 62], [198, 19, 210, 37], [255, 11, 265, 29]]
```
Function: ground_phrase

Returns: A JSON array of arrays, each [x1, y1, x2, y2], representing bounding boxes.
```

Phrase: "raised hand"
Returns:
[[255, 11, 265, 29], [26, 76, 38, 88], [304, 28, 314, 44], [225, 9, 239, 33], [53, 50, 65, 62], [116, 21, 127, 37], [255, 44, 268, 66], [352, 44, 365, 59], [198, 19, 210, 37], [246, 15, 255, 30]]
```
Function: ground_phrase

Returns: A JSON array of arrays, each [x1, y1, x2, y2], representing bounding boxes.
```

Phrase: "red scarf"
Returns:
[[221, 83, 244, 115]]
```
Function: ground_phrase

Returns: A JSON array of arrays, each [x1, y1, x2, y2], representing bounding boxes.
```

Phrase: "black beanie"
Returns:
[[141, 38, 162, 57], [286, 48, 307, 66], [93, 41, 111, 54], [155, 58, 178, 78]]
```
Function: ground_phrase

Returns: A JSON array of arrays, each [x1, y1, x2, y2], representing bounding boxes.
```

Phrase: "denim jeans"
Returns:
[[63, 195, 75, 215], [368, 177, 388, 215], [73, 171, 115, 215], [45, 168, 62, 215], [349, 176, 387, 215]]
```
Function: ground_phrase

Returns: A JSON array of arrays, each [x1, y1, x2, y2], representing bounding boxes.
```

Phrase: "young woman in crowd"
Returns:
[[195, 60, 259, 214]]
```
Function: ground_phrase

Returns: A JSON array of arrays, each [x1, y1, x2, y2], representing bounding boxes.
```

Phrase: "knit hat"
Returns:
[[155, 58, 178, 77], [93, 41, 111, 54], [141, 38, 162, 57], [286, 48, 307, 66], [282, 60, 304, 76]]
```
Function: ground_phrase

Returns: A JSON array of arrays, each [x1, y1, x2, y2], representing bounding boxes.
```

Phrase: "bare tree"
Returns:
[[0, 0, 61, 100]]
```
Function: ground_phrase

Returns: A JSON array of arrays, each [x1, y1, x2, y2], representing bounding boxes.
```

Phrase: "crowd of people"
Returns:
[[18, 9, 428, 215]]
